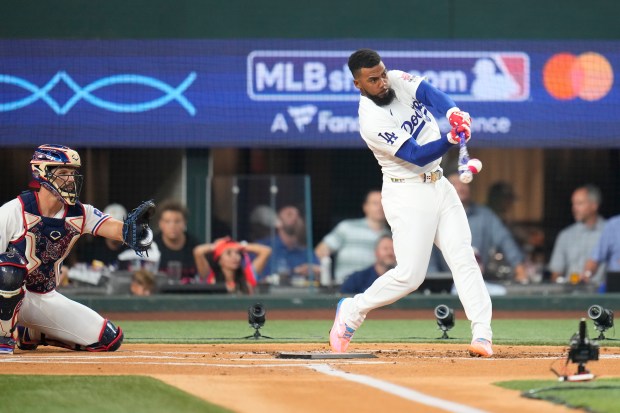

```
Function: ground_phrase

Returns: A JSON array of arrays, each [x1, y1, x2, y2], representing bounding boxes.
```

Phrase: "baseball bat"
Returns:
[[457, 132, 472, 182]]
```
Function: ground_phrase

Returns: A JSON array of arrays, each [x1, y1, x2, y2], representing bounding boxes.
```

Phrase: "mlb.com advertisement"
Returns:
[[0, 40, 617, 148]]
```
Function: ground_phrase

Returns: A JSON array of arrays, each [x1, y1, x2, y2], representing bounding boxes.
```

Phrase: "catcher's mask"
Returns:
[[30, 144, 84, 205]]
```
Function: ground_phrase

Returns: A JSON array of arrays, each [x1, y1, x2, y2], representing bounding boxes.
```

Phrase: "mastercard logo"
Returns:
[[542, 52, 613, 101]]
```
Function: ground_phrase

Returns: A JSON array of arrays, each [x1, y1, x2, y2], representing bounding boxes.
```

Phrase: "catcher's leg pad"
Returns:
[[0, 270, 25, 337], [85, 320, 124, 352], [17, 320, 124, 352]]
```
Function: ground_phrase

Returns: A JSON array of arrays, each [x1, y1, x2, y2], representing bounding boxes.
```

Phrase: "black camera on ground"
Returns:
[[244, 303, 272, 340], [568, 318, 599, 365], [434, 304, 455, 339], [248, 303, 266, 328], [588, 305, 614, 340]]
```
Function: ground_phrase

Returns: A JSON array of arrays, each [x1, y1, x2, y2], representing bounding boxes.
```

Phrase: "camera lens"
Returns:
[[434, 304, 450, 320], [588, 305, 602, 320], [248, 303, 266, 326]]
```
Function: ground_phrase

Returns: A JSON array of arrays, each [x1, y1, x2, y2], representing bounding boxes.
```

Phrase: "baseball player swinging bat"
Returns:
[[457, 132, 483, 184]]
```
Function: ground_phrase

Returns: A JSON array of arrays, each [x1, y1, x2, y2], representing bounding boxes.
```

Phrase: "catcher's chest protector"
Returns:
[[12, 191, 85, 293]]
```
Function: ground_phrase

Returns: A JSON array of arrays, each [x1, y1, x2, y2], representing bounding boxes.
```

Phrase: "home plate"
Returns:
[[277, 352, 377, 359]]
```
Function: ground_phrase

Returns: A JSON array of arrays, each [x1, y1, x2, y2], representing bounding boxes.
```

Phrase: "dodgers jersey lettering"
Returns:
[[358, 70, 441, 178]]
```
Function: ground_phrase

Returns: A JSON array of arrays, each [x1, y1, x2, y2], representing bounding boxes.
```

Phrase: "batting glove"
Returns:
[[447, 125, 471, 144], [447, 108, 472, 128]]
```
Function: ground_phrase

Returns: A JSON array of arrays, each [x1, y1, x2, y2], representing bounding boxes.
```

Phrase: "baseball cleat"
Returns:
[[468, 338, 493, 358], [0, 337, 16, 355], [329, 298, 356, 353]]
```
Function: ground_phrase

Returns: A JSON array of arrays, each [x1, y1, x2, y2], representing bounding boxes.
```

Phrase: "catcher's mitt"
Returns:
[[122, 200, 155, 257]]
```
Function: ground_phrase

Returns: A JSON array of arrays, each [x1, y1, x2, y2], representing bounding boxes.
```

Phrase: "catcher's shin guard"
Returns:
[[85, 320, 124, 352], [0, 263, 26, 340]]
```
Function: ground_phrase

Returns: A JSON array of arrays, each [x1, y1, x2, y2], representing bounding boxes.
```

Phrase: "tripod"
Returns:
[[243, 323, 272, 340]]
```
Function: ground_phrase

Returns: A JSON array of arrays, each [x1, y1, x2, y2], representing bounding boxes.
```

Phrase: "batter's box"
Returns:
[[277, 352, 377, 359]]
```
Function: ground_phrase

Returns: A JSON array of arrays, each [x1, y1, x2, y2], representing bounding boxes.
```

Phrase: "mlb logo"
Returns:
[[467, 54, 530, 101], [382, 51, 530, 102]]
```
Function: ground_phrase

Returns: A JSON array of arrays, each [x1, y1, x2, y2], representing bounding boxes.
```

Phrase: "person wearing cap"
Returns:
[[194, 237, 271, 294]]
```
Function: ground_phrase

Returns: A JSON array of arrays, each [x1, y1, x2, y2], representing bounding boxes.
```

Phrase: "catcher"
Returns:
[[0, 144, 155, 354]]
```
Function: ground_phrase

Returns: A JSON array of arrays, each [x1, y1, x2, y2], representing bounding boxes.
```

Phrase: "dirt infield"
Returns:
[[3, 310, 618, 412], [3, 343, 620, 413]]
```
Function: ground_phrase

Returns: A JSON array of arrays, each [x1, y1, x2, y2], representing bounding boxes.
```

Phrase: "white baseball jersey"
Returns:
[[0, 196, 112, 347], [0, 198, 109, 254], [337, 69, 493, 343], [358, 70, 442, 178]]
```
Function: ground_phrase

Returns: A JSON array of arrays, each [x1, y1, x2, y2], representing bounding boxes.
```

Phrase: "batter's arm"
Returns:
[[394, 136, 452, 166], [414, 80, 457, 115]]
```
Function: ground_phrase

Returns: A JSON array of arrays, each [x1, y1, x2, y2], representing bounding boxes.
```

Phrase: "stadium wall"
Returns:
[[1, 0, 619, 40], [70, 293, 620, 313]]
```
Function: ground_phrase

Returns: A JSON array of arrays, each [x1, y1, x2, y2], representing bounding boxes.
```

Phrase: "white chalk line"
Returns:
[[308, 363, 489, 413], [0, 359, 387, 368], [2, 351, 619, 363]]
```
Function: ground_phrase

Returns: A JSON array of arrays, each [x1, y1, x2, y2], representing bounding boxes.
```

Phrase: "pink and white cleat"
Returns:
[[329, 298, 356, 353], [468, 338, 493, 358]]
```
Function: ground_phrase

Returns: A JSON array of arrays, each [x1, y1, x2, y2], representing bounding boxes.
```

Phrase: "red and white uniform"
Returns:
[[0, 191, 112, 346]]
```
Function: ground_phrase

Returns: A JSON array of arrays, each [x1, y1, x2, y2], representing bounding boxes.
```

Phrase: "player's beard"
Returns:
[[366, 88, 396, 107]]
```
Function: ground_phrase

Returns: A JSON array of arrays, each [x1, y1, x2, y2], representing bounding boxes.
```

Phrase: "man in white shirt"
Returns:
[[549, 185, 605, 285], [315, 190, 389, 284]]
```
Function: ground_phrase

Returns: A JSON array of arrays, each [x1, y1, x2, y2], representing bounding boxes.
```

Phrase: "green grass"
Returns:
[[119, 319, 620, 347], [2, 319, 618, 413], [497, 378, 620, 413], [0, 375, 233, 413]]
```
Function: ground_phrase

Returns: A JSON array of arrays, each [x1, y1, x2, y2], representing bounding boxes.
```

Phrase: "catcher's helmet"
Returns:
[[30, 144, 83, 205], [0, 250, 28, 289]]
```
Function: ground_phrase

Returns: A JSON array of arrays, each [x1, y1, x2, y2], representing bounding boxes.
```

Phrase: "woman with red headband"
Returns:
[[195, 238, 271, 294]]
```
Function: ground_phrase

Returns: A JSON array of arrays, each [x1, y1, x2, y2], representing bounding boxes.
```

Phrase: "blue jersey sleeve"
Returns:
[[394, 136, 452, 166], [415, 80, 456, 115]]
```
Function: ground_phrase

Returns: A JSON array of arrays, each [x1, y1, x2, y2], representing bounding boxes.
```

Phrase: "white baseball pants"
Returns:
[[18, 289, 107, 346], [345, 176, 493, 341]]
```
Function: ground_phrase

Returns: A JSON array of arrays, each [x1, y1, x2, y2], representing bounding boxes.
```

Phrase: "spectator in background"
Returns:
[[340, 235, 395, 294], [249, 205, 278, 241], [315, 190, 389, 285], [429, 172, 527, 283], [486, 181, 517, 226], [256, 205, 320, 281], [583, 214, 620, 288], [195, 237, 272, 294], [130, 269, 156, 296], [155, 200, 203, 283], [549, 185, 605, 285]]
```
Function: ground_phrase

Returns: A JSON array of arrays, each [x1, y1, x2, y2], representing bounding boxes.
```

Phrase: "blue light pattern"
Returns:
[[0, 71, 196, 115]]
